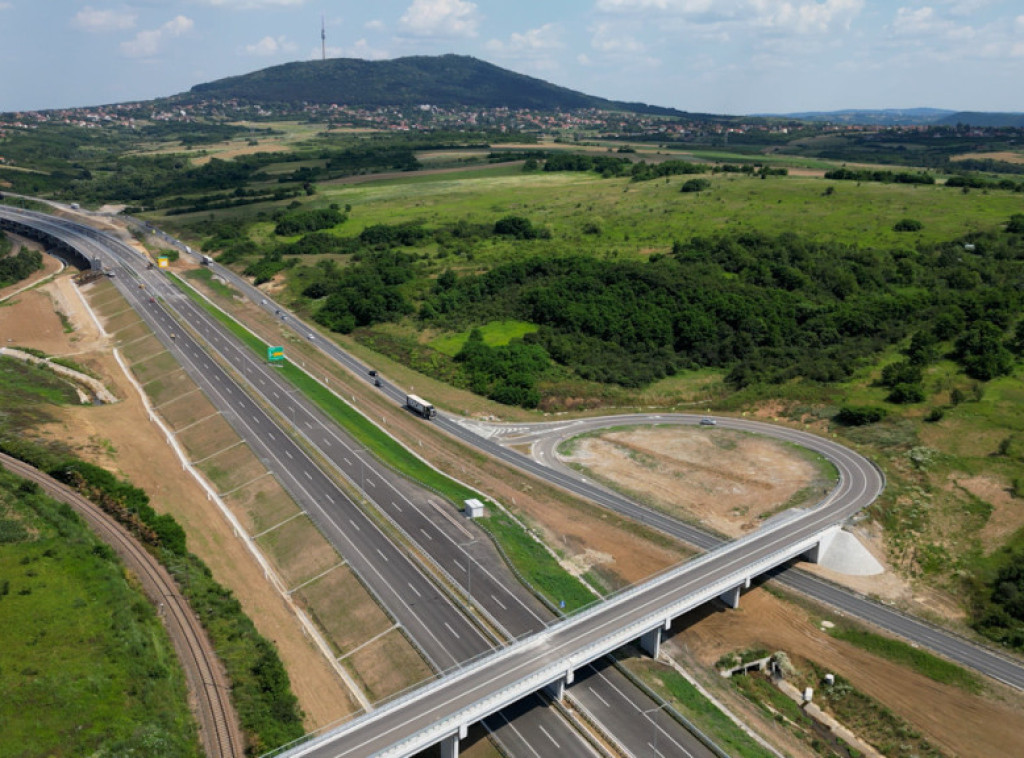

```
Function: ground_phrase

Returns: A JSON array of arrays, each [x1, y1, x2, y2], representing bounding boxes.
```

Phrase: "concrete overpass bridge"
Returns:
[[282, 431, 881, 758], [0, 206, 100, 272]]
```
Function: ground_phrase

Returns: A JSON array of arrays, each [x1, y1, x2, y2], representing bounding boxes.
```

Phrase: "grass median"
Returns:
[[167, 273, 596, 613]]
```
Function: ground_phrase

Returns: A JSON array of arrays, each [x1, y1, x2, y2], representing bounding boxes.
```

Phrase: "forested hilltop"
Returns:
[[181, 54, 688, 116]]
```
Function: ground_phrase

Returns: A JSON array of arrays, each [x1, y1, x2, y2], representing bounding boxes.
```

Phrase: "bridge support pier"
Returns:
[[440, 734, 458, 758], [803, 526, 841, 565], [716, 581, 749, 610], [640, 619, 671, 658], [439, 725, 468, 758], [545, 669, 574, 701]]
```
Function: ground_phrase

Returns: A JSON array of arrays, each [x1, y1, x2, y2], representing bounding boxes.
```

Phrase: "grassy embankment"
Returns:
[[0, 358, 200, 757], [0, 357, 306, 755]]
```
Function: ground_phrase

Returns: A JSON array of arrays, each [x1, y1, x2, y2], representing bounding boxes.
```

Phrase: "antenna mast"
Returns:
[[321, 14, 326, 61]]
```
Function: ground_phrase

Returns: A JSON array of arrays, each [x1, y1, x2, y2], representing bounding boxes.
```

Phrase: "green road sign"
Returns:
[[267, 346, 285, 363]]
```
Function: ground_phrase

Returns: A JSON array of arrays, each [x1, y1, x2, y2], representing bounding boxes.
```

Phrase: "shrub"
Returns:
[[894, 218, 923, 232], [835, 405, 888, 426], [887, 382, 925, 404], [681, 178, 711, 193]]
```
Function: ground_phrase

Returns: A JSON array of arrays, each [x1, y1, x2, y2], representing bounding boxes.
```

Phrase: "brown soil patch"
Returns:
[[344, 628, 433, 703], [951, 151, 1024, 164], [788, 168, 827, 177], [224, 475, 300, 535], [561, 427, 824, 537], [294, 565, 392, 655], [2, 285, 79, 356], [4, 274, 355, 730], [670, 588, 1024, 758], [256, 515, 342, 589], [952, 474, 1023, 545]]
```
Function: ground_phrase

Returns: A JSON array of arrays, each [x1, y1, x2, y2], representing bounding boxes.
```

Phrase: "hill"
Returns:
[[763, 107, 1024, 128], [180, 54, 693, 117], [763, 108, 956, 125], [936, 111, 1024, 128]]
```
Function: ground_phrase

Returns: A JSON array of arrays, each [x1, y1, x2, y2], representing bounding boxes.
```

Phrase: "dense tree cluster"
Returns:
[[274, 207, 346, 236], [310, 250, 417, 333], [0, 245, 43, 288], [410, 224, 1024, 399], [455, 329, 547, 407], [824, 168, 936, 184]]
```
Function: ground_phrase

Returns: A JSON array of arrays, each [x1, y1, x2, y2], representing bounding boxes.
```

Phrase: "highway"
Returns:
[[1, 205, 719, 757], [9, 203, 1024, 754]]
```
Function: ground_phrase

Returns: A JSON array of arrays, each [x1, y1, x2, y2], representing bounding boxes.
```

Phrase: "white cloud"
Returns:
[[365, 19, 386, 31], [596, 0, 714, 11], [751, 0, 864, 34], [590, 22, 647, 54], [486, 24, 563, 55], [121, 15, 194, 59], [73, 6, 137, 33], [0, 2, 13, 10], [200, 0, 307, 8], [245, 35, 296, 56], [399, 0, 480, 38]]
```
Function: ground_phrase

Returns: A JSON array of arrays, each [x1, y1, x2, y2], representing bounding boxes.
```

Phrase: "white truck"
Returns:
[[405, 394, 436, 419]]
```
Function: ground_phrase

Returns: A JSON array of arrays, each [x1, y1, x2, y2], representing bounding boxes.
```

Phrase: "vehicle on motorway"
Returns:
[[368, 369, 378, 377], [700, 417, 716, 426], [406, 394, 436, 419], [374, 377, 382, 388], [200, 255, 214, 266]]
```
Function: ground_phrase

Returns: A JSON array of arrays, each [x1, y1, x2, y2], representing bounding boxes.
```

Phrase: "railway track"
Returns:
[[0, 452, 244, 758]]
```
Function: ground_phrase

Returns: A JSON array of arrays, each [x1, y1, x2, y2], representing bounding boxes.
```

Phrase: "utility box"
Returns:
[[464, 499, 485, 519]]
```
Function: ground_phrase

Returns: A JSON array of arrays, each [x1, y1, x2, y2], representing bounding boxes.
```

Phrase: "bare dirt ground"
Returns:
[[5, 274, 355, 730], [953, 474, 1024, 546], [667, 588, 1024, 758], [951, 151, 1024, 164], [560, 427, 827, 538]]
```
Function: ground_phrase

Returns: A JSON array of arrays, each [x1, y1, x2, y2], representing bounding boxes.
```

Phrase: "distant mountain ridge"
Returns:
[[763, 107, 1024, 127], [178, 54, 697, 118]]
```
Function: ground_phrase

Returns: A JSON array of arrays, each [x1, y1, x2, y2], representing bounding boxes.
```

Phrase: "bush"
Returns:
[[924, 407, 945, 423], [887, 382, 925, 404], [835, 405, 888, 426], [493, 215, 548, 239], [681, 178, 711, 193], [894, 218, 923, 232]]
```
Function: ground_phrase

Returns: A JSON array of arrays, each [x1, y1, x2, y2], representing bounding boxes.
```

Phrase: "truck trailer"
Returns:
[[405, 394, 436, 419]]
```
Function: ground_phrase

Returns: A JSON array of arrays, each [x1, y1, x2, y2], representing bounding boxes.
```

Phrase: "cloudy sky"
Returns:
[[1, 1, 1021, 114]]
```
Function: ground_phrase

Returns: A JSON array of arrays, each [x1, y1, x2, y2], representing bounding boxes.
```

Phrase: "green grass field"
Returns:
[[0, 470, 200, 758], [429, 320, 538, 357]]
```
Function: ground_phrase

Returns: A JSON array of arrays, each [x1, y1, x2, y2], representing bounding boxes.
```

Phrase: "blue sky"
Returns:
[[1, 1, 1021, 114]]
